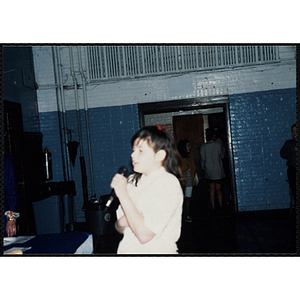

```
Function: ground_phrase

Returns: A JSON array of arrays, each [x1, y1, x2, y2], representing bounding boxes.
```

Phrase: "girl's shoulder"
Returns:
[[155, 170, 183, 197], [156, 168, 181, 185]]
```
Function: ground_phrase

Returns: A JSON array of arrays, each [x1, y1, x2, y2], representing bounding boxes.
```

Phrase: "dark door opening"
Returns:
[[138, 97, 237, 216]]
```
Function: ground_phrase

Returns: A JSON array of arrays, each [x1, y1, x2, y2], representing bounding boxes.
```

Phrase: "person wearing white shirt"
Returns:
[[111, 126, 183, 254]]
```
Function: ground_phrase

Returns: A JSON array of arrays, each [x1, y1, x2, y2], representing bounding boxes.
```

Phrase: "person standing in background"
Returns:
[[280, 124, 297, 204], [200, 127, 226, 212], [177, 139, 198, 222]]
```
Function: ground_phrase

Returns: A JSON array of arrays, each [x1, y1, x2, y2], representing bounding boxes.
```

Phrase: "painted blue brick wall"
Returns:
[[39, 104, 139, 221], [88, 104, 140, 197], [39, 111, 65, 182], [229, 88, 296, 211], [39, 88, 296, 220]]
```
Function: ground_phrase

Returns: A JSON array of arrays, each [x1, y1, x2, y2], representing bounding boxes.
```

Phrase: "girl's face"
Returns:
[[131, 139, 164, 176]]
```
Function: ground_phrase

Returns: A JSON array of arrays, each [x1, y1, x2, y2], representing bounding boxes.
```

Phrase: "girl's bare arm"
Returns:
[[111, 174, 155, 244]]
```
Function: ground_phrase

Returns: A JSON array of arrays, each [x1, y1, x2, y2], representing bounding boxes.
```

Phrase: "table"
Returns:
[[3, 232, 93, 255]]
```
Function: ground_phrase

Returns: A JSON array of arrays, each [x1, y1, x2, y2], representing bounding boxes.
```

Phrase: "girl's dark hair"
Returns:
[[130, 126, 182, 185], [177, 139, 189, 159]]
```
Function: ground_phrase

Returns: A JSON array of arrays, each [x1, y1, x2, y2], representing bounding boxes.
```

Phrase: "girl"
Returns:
[[110, 126, 183, 254], [177, 139, 198, 222]]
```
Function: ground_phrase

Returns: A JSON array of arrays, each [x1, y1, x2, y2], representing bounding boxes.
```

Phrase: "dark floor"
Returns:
[[79, 179, 297, 255], [177, 207, 296, 255], [176, 180, 297, 255]]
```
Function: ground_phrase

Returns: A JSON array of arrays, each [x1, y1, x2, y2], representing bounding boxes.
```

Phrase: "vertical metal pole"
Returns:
[[78, 46, 96, 198], [103, 47, 108, 79], [199, 46, 204, 69], [122, 46, 127, 77], [180, 46, 185, 70], [98, 47, 104, 79], [69, 47, 83, 156], [174, 46, 179, 71], [160, 46, 165, 73], [155, 46, 159, 73], [53, 46, 71, 181], [141, 46, 145, 75], [69, 47, 89, 207], [136, 46, 141, 76], [117, 46, 123, 77], [220, 46, 224, 67]]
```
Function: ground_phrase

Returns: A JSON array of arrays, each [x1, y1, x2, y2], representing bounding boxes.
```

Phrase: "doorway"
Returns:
[[138, 97, 237, 215]]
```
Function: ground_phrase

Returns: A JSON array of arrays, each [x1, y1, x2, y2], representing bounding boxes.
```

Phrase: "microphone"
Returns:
[[106, 166, 130, 208]]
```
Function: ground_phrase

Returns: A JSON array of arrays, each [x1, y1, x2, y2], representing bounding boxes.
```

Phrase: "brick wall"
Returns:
[[33, 46, 296, 112], [229, 88, 296, 211], [39, 111, 65, 181], [39, 105, 139, 222], [31, 46, 297, 221], [161, 124, 174, 136]]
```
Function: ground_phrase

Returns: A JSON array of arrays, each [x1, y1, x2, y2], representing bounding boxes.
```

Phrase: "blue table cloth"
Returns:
[[3, 232, 92, 255]]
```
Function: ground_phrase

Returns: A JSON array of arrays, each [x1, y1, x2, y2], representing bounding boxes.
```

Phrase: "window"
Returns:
[[86, 45, 280, 81]]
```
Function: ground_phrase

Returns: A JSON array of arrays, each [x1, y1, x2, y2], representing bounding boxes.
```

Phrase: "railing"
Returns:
[[85, 45, 280, 81]]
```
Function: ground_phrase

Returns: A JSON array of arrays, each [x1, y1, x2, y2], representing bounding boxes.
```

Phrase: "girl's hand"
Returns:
[[110, 173, 128, 200], [112, 173, 156, 244], [6, 220, 17, 237]]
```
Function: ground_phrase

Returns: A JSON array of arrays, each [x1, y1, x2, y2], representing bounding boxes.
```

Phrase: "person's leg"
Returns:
[[287, 168, 296, 203], [209, 182, 216, 210], [185, 197, 192, 222], [216, 183, 223, 208]]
